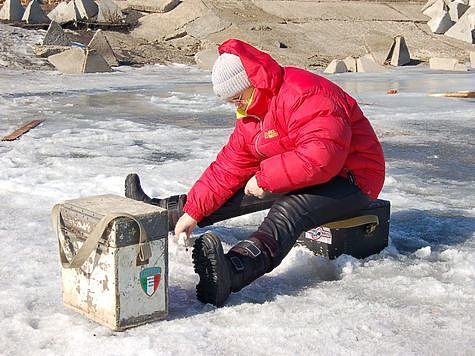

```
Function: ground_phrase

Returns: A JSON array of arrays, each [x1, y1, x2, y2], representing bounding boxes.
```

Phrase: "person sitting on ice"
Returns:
[[125, 38, 385, 307]]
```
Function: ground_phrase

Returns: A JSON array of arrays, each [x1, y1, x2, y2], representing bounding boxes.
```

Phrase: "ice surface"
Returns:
[[0, 64, 474, 355]]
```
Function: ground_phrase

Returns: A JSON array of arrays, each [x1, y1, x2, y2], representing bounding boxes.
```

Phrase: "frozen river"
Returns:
[[0, 65, 474, 355]]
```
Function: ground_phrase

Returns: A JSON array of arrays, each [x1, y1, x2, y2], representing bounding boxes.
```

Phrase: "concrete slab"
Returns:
[[96, 0, 124, 23], [128, 0, 180, 13], [88, 29, 118, 66], [131, 0, 208, 42], [186, 11, 231, 39], [364, 32, 394, 64], [48, 46, 112, 73], [0, 0, 24, 21], [356, 54, 386, 72], [389, 3, 430, 22], [388, 35, 411, 66], [429, 57, 468, 70], [427, 11, 455, 33], [343, 56, 357, 72], [253, 1, 424, 22], [74, 0, 98, 20], [324, 59, 348, 74], [444, 7, 475, 43], [421, 0, 439, 13], [43, 21, 71, 46], [21, 0, 49, 24]]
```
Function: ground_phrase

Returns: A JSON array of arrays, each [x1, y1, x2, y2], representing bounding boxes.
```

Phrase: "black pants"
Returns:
[[197, 176, 371, 269]]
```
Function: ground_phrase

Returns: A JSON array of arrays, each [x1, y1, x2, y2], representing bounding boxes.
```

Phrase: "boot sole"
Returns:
[[192, 232, 230, 307]]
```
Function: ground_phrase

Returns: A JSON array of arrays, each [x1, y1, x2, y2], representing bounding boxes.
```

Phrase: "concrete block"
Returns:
[[448, 1, 469, 21], [96, 0, 124, 23], [470, 51, 475, 68], [21, 0, 49, 24], [429, 57, 468, 71], [48, 46, 84, 73], [83, 49, 113, 73], [0, 0, 24, 21], [48, 0, 81, 24], [324, 59, 348, 74], [388, 35, 411, 66], [427, 11, 455, 33], [194, 47, 218, 70], [43, 21, 71, 46], [128, 0, 180, 13], [74, 0, 98, 20], [444, 7, 475, 43], [48, 46, 112, 74], [343, 56, 357, 72], [356, 54, 386, 72], [423, 0, 448, 18], [364, 32, 394, 65], [88, 29, 118, 66]]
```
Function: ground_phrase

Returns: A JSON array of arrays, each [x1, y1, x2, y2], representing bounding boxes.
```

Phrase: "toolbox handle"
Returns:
[[52, 204, 151, 269], [322, 214, 379, 231]]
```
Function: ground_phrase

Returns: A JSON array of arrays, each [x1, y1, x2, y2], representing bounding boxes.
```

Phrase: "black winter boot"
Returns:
[[125, 173, 186, 230], [125, 173, 153, 204], [192, 232, 272, 307]]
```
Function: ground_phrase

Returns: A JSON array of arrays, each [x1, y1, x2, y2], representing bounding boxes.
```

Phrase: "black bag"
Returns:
[[297, 199, 390, 259]]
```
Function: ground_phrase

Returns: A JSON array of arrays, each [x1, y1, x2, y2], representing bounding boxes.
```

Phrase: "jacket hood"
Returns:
[[218, 39, 283, 95]]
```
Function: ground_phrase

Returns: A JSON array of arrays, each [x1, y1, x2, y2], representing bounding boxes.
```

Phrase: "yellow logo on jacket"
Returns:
[[264, 129, 279, 139]]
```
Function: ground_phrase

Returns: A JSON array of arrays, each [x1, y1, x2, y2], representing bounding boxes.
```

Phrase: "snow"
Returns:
[[0, 64, 474, 355], [0, 25, 47, 70]]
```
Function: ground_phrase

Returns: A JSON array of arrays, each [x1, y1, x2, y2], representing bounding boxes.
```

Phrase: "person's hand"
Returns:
[[174, 212, 198, 239], [244, 175, 266, 199]]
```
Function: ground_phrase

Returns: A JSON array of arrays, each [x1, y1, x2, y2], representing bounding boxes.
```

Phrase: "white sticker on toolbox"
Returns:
[[304, 227, 333, 244]]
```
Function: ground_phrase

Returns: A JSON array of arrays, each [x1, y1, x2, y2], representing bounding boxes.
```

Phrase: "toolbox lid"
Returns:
[[59, 194, 168, 247]]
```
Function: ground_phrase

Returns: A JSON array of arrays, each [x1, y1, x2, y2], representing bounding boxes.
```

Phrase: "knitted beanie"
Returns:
[[211, 53, 250, 100]]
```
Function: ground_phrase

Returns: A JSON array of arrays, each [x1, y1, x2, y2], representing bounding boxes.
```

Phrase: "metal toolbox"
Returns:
[[298, 199, 390, 259], [52, 194, 168, 330]]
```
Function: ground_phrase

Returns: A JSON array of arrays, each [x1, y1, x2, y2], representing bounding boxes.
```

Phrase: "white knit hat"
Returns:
[[212, 53, 250, 100]]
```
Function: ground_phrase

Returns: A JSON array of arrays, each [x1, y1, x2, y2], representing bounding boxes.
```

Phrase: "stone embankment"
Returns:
[[1, 0, 474, 70]]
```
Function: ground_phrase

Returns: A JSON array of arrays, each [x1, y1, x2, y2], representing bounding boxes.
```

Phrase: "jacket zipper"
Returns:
[[248, 114, 265, 158]]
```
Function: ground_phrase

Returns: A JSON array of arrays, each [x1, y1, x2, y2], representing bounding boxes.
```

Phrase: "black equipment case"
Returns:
[[297, 199, 390, 259]]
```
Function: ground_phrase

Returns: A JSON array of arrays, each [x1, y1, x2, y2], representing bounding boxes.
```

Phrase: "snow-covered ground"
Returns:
[[0, 64, 474, 355]]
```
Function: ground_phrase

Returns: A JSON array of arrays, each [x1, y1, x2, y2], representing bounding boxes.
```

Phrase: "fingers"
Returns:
[[244, 186, 251, 196], [174, 213, 198, 238], [256, 189, 266, 199], [244, 176, 266, 198]]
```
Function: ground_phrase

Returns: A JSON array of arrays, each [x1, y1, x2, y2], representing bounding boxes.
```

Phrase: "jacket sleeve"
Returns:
[[183, 124, 260, 222], [255, 93, 352, 193]]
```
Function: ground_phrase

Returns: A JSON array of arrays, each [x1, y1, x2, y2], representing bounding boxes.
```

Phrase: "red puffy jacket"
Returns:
[[184, 39, 385, 222]]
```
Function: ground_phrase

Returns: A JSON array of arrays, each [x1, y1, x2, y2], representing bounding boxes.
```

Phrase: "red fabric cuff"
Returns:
[[255, 170, 270, 192], [183, 202, 204, 222]]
